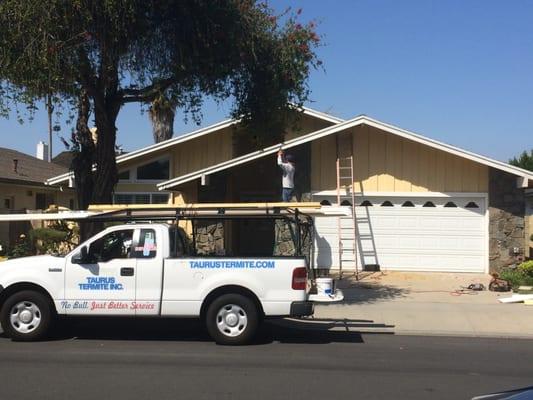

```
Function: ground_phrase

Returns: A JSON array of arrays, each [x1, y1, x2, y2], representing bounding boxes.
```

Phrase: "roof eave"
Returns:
[[158, 115, 533, 190]]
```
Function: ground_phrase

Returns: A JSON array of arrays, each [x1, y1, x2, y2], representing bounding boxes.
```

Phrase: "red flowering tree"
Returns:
[[0, 1, 320, 207]]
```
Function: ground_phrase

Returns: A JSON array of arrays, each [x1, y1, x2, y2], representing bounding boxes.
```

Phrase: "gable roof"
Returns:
[[46, 106, 343, 186], [51, 151, 75, 168], [0, 147, 68, 186], [157, 115, 533, 190]]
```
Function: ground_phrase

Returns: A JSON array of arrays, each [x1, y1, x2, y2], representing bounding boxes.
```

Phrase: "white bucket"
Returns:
[[315, 277, 334, 297]]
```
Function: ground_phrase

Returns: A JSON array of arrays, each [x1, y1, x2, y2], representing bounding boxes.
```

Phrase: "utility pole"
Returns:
[[47, 93, 53, 162]]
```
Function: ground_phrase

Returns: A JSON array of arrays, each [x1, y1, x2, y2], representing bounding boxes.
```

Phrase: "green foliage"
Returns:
[[7, 235, 32, 259], [0, 1, 321, 205], [509, 149, 533, 172], [500, 261, 533, 289], [518, 260, 533, 276], [30, 221, 79, 255]]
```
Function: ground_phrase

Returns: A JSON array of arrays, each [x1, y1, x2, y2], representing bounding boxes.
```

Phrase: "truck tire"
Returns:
[[205, 293, 259, 345], [0, 290, 54, 341]]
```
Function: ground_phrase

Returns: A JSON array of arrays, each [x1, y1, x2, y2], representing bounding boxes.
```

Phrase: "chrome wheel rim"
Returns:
[[10, 301, 42, 334], [216, 304, 248, 337]]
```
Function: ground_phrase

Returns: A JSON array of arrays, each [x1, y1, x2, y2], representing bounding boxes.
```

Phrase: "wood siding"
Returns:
[[311, 124, 489, 193], [172, 126, 233, 178], [284, 113, 335, 141]]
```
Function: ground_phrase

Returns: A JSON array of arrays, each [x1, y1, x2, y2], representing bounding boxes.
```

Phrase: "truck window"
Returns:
[[132, 229, 157, 258], [169, 226, 187, 257], [89, 229, 134, 262]]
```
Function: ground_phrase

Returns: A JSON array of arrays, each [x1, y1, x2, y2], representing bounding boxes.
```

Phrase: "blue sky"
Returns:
[[1, 0, 532, 162]]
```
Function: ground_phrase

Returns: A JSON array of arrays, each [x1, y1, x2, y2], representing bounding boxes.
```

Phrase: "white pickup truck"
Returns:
[[0, 223, 316, 345]]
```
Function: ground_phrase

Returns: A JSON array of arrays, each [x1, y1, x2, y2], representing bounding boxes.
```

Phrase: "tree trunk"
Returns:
[[72, 91, 94, 210], [71, 91, 100, 242], [149, 95, 175, 143], [92, 97, 120, 204]]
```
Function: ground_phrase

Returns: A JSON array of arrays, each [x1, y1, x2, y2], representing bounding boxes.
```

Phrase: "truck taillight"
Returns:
[[292, 267, 307, 290]]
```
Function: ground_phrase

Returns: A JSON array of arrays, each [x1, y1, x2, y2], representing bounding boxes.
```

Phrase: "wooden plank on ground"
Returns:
[[498, 294, 533, 304]]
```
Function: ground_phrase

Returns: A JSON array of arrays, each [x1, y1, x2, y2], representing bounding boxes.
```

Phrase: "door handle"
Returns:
[[120, 267, 134, 276]]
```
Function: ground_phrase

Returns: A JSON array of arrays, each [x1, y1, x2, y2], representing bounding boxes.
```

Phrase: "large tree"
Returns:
[[509, 149, 533, 172], [0, 0, 320, 205]]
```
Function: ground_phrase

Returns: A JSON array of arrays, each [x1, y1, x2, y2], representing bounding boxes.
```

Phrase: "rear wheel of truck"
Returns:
[[0, 290, 54, 341], [205, 294, 259, 345]]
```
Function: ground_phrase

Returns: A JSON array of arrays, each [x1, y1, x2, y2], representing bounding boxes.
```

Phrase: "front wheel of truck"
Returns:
[[205, 294, 259, 345], [0, 290, 54, 341]]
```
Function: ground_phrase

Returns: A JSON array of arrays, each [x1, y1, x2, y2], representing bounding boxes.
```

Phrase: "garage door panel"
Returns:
[[313, 195, 487, 273]]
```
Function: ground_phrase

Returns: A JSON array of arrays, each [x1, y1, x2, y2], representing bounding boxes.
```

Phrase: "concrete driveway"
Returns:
[[309, 271, 533, 339]]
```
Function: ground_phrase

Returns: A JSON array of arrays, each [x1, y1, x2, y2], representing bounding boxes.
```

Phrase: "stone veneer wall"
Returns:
[[273, 217, 313, 265], [195, 221, 225, 255], [489, 168, 526, 272]]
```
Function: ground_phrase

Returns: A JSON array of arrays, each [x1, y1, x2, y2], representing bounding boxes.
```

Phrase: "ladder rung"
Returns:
[[338, 167, 352, 170]]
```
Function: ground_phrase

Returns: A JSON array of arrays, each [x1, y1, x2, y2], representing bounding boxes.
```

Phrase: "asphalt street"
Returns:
[[0, 318, 532, 400]]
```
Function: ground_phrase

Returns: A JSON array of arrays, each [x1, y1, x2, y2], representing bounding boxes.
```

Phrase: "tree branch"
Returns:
[[119, 78, 175, 104]]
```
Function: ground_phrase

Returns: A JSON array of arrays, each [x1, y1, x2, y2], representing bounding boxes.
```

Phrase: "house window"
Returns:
[[423, 201, 436, 207], [113, 193, 170, 205], [3, 198, 12, 209], [118, 170, 130, 180], [465, 202, 479, 209], [402, 201, 415, 207], [36, 193, 54, 210], [381, 201, 394, 207], [136, 159, 169, 180], [359, 200, 373, 207], [320, 200, 331, 206], [152, 194, 170, 204], [444, 201, 457, 208], [340, 200, 352, 206]]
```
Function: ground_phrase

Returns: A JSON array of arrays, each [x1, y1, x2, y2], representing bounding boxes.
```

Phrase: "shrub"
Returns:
[[8, 234, 32, 259], [500, 263, 533, 290], [518, 260, 533, 277], [30, 221, 79, 255]]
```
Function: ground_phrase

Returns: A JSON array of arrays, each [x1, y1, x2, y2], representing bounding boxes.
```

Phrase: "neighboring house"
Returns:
[[0, 147, 76, 246], [46, 107, 533, 273]]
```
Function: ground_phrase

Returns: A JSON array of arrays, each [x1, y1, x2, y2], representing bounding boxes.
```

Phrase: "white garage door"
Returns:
[[313, 196, 487, 273]]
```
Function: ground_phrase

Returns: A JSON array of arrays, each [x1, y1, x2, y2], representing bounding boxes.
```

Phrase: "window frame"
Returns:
[[87, 228, 135, 263], [132, 228, 158, 259], [113, 192, 171, 205], [135, 157, 170, 182], [117, 156, 172, 184]]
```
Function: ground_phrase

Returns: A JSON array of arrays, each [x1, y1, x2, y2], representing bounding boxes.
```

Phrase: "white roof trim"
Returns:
[[158, 115, 533, 190], [46, 106, 343, 185]]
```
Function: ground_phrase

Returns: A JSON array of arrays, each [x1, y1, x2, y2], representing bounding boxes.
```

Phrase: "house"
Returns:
[[46, 107, 533, 273], [0, 147, 76, 246]]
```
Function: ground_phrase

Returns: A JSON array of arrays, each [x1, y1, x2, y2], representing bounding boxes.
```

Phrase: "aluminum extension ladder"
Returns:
[[335, 154, 360, 280]]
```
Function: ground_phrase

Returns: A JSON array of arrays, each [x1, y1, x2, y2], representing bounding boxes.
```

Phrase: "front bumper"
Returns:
[[289, 301, 314, 317]]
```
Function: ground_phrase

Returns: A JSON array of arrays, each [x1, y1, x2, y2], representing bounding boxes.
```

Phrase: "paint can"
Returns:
[[315, 277, 334, 297]]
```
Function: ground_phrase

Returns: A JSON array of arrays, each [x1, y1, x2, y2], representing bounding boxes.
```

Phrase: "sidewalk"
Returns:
[[308, 271, 533, 339]]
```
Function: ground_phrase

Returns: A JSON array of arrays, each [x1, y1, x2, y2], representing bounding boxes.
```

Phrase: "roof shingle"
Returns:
[[0, 147, 69, 185]]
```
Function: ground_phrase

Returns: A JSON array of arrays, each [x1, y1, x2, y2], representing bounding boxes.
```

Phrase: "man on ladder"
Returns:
[[277, 149, 296, 202]]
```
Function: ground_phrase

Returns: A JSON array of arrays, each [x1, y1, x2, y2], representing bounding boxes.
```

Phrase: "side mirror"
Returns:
[[72, 246, 89, 264]]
